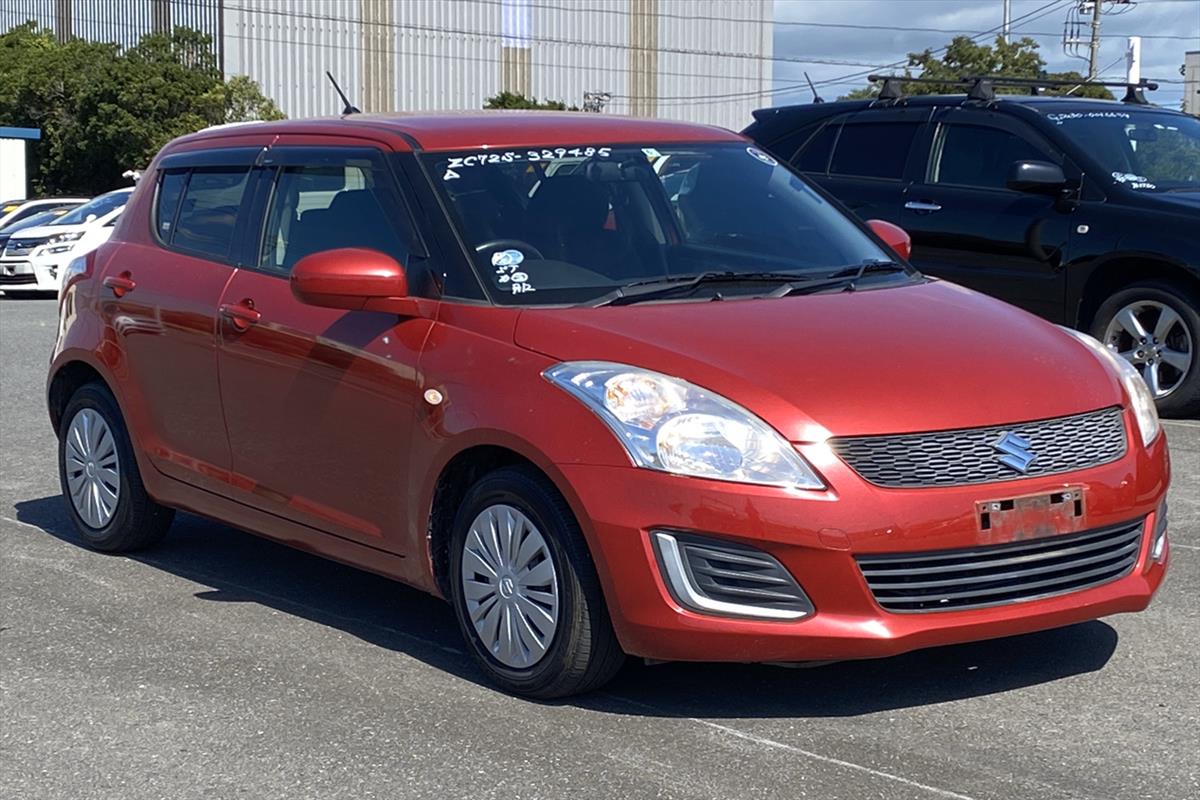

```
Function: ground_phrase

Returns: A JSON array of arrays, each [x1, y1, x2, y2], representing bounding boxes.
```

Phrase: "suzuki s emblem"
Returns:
[[993, 431, 1037, 473]]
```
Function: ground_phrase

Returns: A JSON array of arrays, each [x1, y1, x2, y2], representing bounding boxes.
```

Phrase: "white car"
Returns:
[[0, 188, 132, 294], [0, 197, 88, 229]]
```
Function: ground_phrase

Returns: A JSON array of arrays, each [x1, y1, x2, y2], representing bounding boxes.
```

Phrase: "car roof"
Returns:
[[752, 94, 1187, 127], [172, 111, 744, 153]]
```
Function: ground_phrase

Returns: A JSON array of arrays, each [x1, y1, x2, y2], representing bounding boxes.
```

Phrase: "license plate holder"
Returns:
[[2, 261, 32, 275], [976, 487, 1085, 543]]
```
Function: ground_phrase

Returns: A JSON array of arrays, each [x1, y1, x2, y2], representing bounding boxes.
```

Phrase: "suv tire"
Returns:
[[58, 382, 175, 551], [448, 466, 625, 698], [1091, 280, 1200, 419]]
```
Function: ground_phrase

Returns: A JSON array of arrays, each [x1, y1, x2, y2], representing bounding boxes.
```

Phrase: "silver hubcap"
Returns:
[[460, 504, 560, 669], [1104, 300, 1193, 399], [64, 408, 120, 528]]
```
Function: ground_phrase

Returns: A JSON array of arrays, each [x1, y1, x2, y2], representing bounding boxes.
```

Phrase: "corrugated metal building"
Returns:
[[2, 0, 774, 131]]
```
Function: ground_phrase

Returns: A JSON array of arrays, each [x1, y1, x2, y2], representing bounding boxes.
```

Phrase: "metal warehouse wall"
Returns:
[[223, 0, 773, 131], [2, 0, 774, 132], [2, 0, 222, 62]]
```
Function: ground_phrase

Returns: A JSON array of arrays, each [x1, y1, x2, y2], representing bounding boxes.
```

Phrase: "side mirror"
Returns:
[[865, 219, 912, 261], [1007, 160, 1067, 194], [290, 248, 409, 311]]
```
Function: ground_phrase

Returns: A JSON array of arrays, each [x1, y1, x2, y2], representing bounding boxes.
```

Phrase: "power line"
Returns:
[[460, 0, 1198, 40]]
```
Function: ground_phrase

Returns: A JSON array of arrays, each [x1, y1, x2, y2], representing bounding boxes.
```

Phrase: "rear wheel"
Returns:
[[58, 383, 174, 551], [448, 466, 624, 698], [1091, 280, 1200, 418]]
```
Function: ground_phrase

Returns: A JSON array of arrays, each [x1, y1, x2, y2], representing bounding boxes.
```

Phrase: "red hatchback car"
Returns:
[[49, 113, 1170, 697]]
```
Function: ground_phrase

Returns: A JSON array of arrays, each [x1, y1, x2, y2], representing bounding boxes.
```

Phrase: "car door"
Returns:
[[215, 142, 435, 551], [790, 107, 931, 225], [900, 108, 1077, 320], [97, 148, 261, 494]]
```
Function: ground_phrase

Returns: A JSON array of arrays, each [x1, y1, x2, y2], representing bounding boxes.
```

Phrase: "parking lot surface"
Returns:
[[2, 296, 1198, 800]]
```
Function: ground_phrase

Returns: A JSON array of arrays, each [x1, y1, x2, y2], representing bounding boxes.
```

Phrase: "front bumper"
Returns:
[[561, 423, 1170, 663], [0, 255, 62, 292]]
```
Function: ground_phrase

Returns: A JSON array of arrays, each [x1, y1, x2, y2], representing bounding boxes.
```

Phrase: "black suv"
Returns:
[[745, 85, 1200, 417]]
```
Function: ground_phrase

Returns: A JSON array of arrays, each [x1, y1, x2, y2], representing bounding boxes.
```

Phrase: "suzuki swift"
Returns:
[[48, 113, 1170, 698]]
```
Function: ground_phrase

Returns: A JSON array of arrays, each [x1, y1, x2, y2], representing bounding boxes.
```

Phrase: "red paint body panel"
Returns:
[[47, 113, 1171, 667]]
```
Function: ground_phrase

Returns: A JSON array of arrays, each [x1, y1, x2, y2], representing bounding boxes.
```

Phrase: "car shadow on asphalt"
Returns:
[[15, 493, 1120, 718]]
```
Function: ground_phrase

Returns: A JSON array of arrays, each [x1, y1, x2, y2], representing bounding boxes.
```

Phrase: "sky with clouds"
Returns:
[[772, 0, 1199, 107]]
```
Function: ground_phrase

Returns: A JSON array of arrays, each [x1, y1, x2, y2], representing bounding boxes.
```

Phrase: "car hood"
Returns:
[[9, 223, 91, 238], [1137, 190, 1200, 213], [514, 280, 1124, 440]]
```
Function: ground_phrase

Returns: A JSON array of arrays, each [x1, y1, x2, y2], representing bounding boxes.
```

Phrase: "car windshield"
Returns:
[[52, 191, 129, 226], [423, 142, 900, 305], [1, 209, 66, 234], [1045, 109, 1200, 192]]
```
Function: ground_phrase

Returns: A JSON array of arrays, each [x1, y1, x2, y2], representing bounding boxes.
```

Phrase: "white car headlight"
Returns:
[[48, 231, 85, 244], [1062, 328, 1161, 447], [545, 361, 825, 489]]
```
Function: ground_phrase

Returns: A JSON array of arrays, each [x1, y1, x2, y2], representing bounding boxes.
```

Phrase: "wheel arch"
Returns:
[[47, 358, 114, 433], [424, 438, 599, 600], [1075, 253, 1200, 329]]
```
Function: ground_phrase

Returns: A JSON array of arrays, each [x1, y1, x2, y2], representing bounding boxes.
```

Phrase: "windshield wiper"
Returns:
[[588, 271, 804, 307], [768, 259, 909, 298]]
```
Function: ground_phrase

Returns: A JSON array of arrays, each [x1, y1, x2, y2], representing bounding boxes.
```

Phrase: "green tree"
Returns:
[[484, 91, 578, 110], [0, 22, 283, 195], [840, 36, 1113, 101]]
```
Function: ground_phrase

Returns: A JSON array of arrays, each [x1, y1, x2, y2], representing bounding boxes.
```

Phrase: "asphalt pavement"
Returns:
[[2, 296, 1198, 800]]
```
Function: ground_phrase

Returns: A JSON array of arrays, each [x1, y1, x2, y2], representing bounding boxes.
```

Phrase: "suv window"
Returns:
[[829, 122, 921, 180], [259, 159, 410, 275], [171, 169, 252, 260], [933, 125, 1048, 189], [792, 124, 838, 173]]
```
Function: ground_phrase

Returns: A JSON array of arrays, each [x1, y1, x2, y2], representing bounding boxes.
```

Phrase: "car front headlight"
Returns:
[[48, 231, 85, 245], [545, 361, 825, 489], [1062, 328, 1161, 447]]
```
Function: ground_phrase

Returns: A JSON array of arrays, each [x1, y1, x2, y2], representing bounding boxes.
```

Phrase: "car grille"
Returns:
[[3, 237, 48, 257], [855, 520, 1144, 613], [830, 407, 1126, 488], [0, 273, 37, 286]]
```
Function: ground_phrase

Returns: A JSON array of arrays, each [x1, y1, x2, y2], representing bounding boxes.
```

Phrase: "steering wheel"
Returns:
[[474, 239, 545, 261]]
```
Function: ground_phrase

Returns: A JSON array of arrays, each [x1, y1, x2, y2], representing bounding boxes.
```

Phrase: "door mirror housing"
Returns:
[[1007, 160, 1067, 194], [865, 219, 912, 261], [290, 248, 412, 312]]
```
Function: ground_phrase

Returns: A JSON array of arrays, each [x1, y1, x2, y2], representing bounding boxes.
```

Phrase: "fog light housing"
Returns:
[[1150, 502, 1168, 563], [651, 530, 813, 620]]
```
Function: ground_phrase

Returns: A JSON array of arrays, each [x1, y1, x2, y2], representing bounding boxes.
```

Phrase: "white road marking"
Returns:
[[1163, 420, 1200, 430], [604, 693, 979, 799]]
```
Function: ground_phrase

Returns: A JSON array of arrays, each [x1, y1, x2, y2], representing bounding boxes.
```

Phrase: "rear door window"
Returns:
[[933, 125, 1050, 189], [829, 122, 922, 180], [155, 171, 187, 240], [170, 169, 252, 260]]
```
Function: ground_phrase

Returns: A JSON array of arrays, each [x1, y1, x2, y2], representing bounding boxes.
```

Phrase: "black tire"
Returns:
[[448, 466, 625, 698], [1090, 279, 1200, 419], [57, 382, 174, 552]]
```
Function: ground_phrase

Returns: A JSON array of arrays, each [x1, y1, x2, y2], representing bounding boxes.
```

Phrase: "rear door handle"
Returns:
[[102, 271, 136, 297], [904, 201, 943, 213], [219, 299, 261, 331]]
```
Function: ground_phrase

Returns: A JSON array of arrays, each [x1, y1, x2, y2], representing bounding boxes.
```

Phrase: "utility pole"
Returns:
[[1002, 0, 1011, 44], [1088, 0, 1103, 79]]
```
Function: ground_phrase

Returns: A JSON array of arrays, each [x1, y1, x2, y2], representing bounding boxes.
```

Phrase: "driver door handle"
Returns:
[[219, 299, 261, 331], [905, 200, 943, 213]]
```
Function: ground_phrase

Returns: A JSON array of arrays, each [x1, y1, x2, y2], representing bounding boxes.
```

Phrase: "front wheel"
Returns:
[[1091, 280, 1200, 418], [448, 466, 624, 698]]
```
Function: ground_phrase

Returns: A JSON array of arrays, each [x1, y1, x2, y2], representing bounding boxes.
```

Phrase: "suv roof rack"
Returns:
[[865, 74, 1159, 105]]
